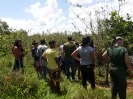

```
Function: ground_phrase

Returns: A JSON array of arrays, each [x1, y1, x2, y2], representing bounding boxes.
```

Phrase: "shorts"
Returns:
[[49, 69, 60, 82]]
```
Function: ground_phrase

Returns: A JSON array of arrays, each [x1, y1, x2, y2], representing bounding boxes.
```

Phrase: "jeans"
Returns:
[[109, 66, 127, 99], [42, 66, 48, 80], [65, 58, 75, 79]]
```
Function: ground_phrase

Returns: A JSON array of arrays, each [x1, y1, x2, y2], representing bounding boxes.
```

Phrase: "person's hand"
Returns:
[[58, 67, 62, 72]]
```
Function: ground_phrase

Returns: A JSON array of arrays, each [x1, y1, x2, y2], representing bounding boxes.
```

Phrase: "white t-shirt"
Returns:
[[77, 46, 94, 65], [37, 44, 48, 66], [60, 45, 64, 52]]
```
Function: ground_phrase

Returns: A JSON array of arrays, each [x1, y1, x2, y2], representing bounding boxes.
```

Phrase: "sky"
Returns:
[[0, 0, 133, 35]]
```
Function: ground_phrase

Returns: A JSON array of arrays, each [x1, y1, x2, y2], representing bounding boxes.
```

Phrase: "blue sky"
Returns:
[[0, 0, 70, 20], [0, 0, 132, 35]]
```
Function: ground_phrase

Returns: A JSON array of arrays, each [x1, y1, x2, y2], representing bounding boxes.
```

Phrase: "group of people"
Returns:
[[12, 35, 133, 99]]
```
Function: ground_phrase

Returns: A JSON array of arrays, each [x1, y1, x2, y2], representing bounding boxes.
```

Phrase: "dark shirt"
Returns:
[[107, 46, 127, 69], [75, 54, 80, 64], [63, 42, 77, 59], [32, 48, 39, 61]]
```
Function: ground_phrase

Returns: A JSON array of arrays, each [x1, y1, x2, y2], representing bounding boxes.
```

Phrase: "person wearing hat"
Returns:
[[102, 36, 133, 99], [31, 41, 42, 77]]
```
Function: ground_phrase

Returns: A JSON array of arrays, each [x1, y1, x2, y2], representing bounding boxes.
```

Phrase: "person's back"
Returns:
[[44, 48, 58, 69], [107, 46, 127, 69], [77, 46, 93, 65], [37, 44, 48, 65], [32, 47, 39, 61], [63, 42, 76, 58], [63, 36, 76, 80], [71, 36, 95, 89], [103, 36, 133, 99]]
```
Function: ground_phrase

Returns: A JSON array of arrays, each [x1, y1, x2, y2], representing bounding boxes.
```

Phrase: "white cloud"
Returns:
[[1, 0, 67, 35], [1, 18, 41, 35], [67, 0, 133, 33], [25, 0, 62, 19], [1, 0, 133, 35], [67, 0, 92, 4]]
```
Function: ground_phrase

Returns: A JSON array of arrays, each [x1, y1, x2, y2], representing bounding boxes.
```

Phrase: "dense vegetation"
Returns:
[[0, 0, 133, 98]]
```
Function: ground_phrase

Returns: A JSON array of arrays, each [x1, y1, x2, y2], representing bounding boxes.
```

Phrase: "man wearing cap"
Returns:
[[102, 36, 133, 99], [63, 36, 77, 81]]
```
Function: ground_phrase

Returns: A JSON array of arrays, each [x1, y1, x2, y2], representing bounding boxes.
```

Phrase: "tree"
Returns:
[[106, 11, 133, 54]]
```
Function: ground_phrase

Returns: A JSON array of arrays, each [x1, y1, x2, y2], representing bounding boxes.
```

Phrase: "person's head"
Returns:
[[32, 40, 36, 45], [62, 42, 65, 45], [81, 36, 91, 47], [33, 41, 38, 48], [49, 40, 56, 48], [14, 39, 22, 48], [115, 36, 124, 46], [75, 42, 79, 47], [40, 39, 45, 45], [67, 36, 72, 41]]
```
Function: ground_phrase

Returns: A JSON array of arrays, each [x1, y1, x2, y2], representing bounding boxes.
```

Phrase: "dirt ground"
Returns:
[[96, 79, 133, 93]]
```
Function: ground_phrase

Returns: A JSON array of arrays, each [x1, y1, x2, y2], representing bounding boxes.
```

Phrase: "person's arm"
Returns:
[[20, 51, 25, 57], [42, 51, 47, 62], [31, 49, 36, 57], [54, 51, 61, 70], [125, 52, 133, 77], [42, 56, 47, 62], [102, 50, 110, 62], [90, 50, 95, 64], [36, 47, 41, 58], [62, 45, 65, 60], [55, 57, 61, 70], [71, 50, 81, 61], [13, 47, 20, 59]]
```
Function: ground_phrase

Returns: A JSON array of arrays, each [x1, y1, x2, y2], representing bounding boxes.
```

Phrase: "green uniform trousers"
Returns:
[[109, 66, 127, 99]]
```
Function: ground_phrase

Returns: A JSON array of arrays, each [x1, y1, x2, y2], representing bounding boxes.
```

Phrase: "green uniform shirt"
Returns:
[[63, 42, 77, 59], [107, 46, 127, 69]]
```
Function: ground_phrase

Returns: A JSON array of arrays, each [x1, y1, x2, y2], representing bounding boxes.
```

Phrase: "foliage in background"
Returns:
[[0, 0, 133, 98]]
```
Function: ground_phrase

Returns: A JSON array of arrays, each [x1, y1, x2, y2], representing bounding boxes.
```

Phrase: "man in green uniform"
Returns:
[[102, 36, 133, 99]]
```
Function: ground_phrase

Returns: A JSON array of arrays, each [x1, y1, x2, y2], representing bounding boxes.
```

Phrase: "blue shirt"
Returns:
[[32, 48, 39, 61], [77, 46, 94, 65]]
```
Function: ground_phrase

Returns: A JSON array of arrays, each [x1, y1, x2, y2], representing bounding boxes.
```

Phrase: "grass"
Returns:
[[0, 54, 133, 99]]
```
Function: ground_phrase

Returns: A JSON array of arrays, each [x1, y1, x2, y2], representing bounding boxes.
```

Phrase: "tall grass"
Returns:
[[0, 55, 133, 99]]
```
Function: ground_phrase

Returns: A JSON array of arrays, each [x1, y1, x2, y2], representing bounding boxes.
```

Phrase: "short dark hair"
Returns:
[[75, 42, 79, 46], [49, 40, 56, 45], [67, 36, 72, 41], [32, 40, 36, 45], [33, 41, 38, 45], [40, 39, 45, 44]]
